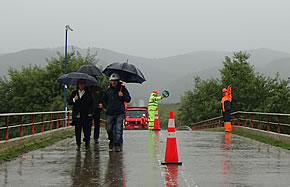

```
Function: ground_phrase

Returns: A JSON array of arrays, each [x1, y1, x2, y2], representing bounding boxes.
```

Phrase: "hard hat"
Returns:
[[109, 73, 120, 81], [153, 90, 158, 94], [222, 88, 227, 93]]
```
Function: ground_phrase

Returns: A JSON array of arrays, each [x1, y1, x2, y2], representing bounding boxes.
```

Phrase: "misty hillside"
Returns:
[[0, 48, 290, 104]]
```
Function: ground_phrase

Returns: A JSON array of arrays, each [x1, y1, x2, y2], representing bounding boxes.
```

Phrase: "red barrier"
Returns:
[[5, 117, 9, 141], [250, 115, 253, 128], [267, 115, 270, 132], [49, 114, 53, 130], [32, 115, 35, 135], [0, 111, 71, 141], [192, 111, 290, 135], [62, 113, 65, 128], [56, 114, 59, 129], [277, 116, 280, 134], [67, 112, 70, 126], [41, 114, 44, 132], [20, 116, 23, 137], [258, 116, 261, 130]]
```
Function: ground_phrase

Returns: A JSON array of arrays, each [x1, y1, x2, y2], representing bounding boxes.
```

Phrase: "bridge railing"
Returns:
[[0, 111, 71, 141], [192, 111, 290, 135]]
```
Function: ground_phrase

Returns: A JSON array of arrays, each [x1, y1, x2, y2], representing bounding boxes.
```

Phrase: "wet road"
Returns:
[[0, 130, 290, 186]]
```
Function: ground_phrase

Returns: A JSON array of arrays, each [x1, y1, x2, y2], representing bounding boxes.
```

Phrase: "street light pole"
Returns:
[[64, 25, 73, 126]]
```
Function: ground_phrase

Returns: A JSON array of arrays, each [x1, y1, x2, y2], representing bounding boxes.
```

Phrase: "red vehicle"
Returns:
[[124, 107, 148, 130]]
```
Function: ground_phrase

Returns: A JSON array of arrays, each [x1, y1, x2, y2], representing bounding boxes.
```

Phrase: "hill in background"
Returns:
[[0, 47, 290, 104]]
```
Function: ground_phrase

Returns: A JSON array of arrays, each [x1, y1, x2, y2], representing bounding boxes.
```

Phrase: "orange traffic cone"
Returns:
[[153, 108, 161, 131], [161, 111, 182, 165]]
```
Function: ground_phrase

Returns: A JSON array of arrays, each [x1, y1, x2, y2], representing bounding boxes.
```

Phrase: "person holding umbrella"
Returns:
[[68, 79, 94, 151], [58, 72, 97, 151], [102, 61, 145, 151], [75, 64, 103, 144], [102, 73, 131, 152]]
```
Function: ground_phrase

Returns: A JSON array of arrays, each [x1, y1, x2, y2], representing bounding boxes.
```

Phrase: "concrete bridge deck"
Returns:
[[0, 130, 290, 186]]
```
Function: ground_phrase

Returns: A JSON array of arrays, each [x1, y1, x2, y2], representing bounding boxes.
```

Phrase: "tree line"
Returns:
[[177, 52, 290, 125], [0, 50, 108, 113]]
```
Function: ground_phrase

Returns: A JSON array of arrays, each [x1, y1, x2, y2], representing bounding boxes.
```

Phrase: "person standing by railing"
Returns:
[[69, 79, 94, 151], [221, 87, 232, 132]]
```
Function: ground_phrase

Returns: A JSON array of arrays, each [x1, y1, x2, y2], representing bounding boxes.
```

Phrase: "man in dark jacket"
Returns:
[[68, 80, 94, 151], [102, 73, 131, 152]]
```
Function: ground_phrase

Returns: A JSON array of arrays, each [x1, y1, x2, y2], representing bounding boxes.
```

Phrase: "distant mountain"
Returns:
[[0, 47, 290, 104]]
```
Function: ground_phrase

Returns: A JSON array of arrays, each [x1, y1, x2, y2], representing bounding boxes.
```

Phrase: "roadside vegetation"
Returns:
[[177, 52, 290, 125], [0, 130, 74, 163]]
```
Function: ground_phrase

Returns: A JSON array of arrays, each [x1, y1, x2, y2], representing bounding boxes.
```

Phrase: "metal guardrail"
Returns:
[[0, 111, 72, 141], [192, 111, 290, 135]]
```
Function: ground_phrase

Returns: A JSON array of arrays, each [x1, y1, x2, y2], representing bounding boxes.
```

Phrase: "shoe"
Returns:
[[109, 141, 113, 151], [114, 143, 121, 152], [76, 145, 81, 151]]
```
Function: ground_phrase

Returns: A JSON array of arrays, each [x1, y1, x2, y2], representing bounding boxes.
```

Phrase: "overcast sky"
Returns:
[[1, 0, 290, 58]]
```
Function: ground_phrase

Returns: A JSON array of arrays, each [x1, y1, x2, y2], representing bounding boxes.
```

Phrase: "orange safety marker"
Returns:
[[224, 122, 231, 132], [153, 108, 161, 131], [161, 111, 182, 165]]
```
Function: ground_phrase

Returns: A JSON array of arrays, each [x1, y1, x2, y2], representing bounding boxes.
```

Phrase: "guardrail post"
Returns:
[[41, 114, 44, 132], [267, 115, 270, 132], [244, 114, 247, 127], [238, 115, 240, 126], [258, 115, 261, 130], [62, 113, 65, 128], [67, 112, 70, 127], [277, 116, 280, 134], [20, 116, 23, 137], [251, 115, 253, 128], [56, 114, 59, 129], [32, 115, 35, 135], [5, 116, 9, 141], [49, 114, 52, 130]]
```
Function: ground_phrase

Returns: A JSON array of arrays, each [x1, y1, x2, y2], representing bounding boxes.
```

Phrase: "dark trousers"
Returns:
[[75, 118, 92, 146], [222, 111, 231, 123], [93, 109, 101, 141], [106, 114, 124, 145]]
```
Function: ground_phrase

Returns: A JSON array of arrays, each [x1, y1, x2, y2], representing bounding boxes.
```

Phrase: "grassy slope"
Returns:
[[0, 130, 74, 163]]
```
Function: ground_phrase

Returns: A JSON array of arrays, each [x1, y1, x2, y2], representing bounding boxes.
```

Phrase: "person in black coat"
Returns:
[[68, 79, 94, 151], [89, 85, 104, 144], [102, 73, 131, 152]]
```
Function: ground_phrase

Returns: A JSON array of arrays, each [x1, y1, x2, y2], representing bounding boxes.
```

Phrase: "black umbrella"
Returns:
[[58, 72, 97, 86], [103, 62, 146, 84], [75, 64, 102, 76]]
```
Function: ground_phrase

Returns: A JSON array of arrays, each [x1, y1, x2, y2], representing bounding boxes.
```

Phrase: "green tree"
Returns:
[[178, 51, 290, 125], [177, 77, 221, 124], [0, 50, 108, 113]]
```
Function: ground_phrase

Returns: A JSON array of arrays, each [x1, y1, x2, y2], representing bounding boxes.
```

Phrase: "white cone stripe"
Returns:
[[168, 119, 175, 128], [167, 132, 176, 138], [155, 116, 159, 119]]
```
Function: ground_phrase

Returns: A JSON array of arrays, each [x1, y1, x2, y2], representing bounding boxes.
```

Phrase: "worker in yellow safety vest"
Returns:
[[148, 90, 164, 130]]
